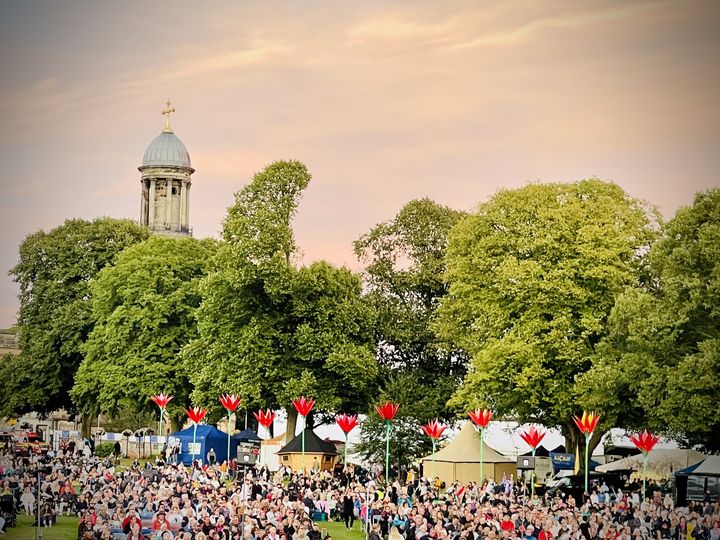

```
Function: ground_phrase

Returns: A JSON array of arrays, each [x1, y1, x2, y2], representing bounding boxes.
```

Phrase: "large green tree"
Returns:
[[71, 236, 217, 430], [184, 161, 379, 440], [579, 189, 720, 451], [437, 179, 658, 459], [1, 218, 148, 417], [353, 198, 467, 424]]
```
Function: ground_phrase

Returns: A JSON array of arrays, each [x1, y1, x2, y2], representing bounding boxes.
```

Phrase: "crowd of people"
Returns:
[[0, 446, 718, 540]]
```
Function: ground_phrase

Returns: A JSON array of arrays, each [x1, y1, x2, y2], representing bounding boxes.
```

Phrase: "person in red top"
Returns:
[[151, 510, 171, 531], [121, 508, 142, 534], [539, 519, 555, 540], [501, 515, 516, 532]]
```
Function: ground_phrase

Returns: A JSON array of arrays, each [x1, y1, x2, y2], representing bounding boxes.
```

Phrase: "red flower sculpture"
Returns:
[[185, 406, 208, 425], [292, 396, 315, 417], [218, 394, 241, 413], [150, 393, 173, 409], [336, 414, 359, 434], [374, 402, 400, 422], [519, 426, 546, 449], [253, 409, 276, 429], [468, 408, 493, 429], [421, 419, 447, 440], [573, 411, 600, 434], [630, 430, 660, 454]]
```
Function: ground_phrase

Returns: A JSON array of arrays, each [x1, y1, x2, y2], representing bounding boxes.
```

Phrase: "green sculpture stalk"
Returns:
[[479, 428, 484, 487], [226, 411, 232, 465], [191, 423, 197, 465], [531, 447, 536, 500], [584, 433, 590, 496], [385, 421, 391, 483]]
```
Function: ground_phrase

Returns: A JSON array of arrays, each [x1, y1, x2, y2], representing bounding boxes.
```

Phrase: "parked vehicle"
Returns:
[[545, 472, 627, 501], [12, 431, 49, 456]]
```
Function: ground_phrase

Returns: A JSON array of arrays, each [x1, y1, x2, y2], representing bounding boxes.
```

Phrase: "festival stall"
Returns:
[[595, 448, 705, 479], [276, 428, 338, 472], [675, 455, 720, 505], [171, 424, 240, 465], [421, 422, 516, 486]]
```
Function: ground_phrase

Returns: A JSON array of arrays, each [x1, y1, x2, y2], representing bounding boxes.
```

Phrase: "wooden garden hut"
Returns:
[[276, 429, 338, 472]]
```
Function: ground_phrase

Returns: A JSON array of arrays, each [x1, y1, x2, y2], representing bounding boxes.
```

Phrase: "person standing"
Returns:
[[342, 490, 355, 530]]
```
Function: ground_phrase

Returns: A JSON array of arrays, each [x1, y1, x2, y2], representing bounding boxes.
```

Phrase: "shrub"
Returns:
[[94, 442, 115, 458]]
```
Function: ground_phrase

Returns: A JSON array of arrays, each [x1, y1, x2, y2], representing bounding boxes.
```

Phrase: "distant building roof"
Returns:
[[277, 429, 338, 455], [141, 131, 192, 169]]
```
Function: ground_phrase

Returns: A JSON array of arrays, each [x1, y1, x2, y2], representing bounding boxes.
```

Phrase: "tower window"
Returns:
[[172, 187, 178, 195]]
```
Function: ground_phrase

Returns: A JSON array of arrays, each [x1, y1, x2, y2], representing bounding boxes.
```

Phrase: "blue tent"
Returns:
[[171, 424, 239, 465]]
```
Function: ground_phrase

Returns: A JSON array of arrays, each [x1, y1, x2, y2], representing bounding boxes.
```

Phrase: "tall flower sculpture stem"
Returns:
[[573, 411, 600, 497], [291, 397, 315, 473], [374, 402, 399, 483], [253, 409, 276, 469], [468, 409, 493, 486], [420, 419, 447, 482], [336, 414, 359, 468], [219, 394, 241, 463], [630, 430, 659, 501], [150, 393, 173, 451], [185, 406, 208, 465], [519, 426, 546, 500]]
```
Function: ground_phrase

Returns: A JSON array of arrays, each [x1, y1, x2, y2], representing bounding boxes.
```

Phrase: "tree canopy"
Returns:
[[354, 198, 467, 423], [579, 188, 720, 451], [184, 161, 379, 438], [1, 218, 148, 417], [437, 179, 658, 454], [71, 236, 217, 429]]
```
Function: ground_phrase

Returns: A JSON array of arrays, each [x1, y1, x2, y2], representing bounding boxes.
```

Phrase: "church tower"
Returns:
[[139, 100, 194, 236]]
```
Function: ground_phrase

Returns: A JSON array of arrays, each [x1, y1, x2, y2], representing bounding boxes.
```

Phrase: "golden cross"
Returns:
[[161, 99, 175, 132]]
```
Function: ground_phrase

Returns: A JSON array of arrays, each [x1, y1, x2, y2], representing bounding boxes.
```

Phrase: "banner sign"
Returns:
[[550, 452, 575, 470]]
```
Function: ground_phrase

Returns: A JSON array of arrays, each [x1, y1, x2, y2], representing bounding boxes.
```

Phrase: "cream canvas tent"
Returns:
[[596, 448, 705, 479], [421, 422, 516, 486]]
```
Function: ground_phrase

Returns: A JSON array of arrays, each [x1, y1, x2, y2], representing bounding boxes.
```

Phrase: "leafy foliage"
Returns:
[[579, 189, 720, 451], [71, 236, 217, 427], [102, 405, 157, 434], [1, 218, 149, 416], [354, 199, 467, 422], [185, 161, 379, 434], [94, 442, 116, 458], [437, 180, 658, 451]]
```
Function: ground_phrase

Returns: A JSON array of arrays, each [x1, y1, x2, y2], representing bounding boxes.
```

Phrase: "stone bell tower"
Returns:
[[138, 100, 194, 236]]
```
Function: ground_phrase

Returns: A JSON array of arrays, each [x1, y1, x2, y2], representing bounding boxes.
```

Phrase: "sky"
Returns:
[[1, 0, 719, 328]]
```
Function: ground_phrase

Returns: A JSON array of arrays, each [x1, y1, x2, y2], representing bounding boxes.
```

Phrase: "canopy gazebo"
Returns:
[[595, 448, 705, 479], [421, 422, 516, 486]]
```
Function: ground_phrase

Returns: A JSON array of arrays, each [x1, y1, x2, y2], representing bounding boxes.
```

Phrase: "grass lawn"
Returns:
[[3, 512, 365, 540], [322, 519, 366, 540], [4, 514, 78, 540]]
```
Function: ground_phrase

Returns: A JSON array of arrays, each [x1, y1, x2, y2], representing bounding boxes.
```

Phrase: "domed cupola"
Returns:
[[138, 100, 194, 236], [141, 131, 192, 168]]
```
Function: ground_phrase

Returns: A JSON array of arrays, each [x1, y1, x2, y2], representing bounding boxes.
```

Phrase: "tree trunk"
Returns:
[[566, 426, 605, 475], [286, 407, 297, 444], [80, 414, 93, 438]]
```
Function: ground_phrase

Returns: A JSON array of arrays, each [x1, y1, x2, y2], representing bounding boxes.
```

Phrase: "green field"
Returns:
[[5, 513, 367, 540], [4, 514, 78, 540]]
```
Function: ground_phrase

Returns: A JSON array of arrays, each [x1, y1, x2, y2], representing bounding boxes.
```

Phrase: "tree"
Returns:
[[579, 189, 720, 451], [71, 236, 217, 430], [184, 161, 379, 440], [353, 199, 467, 423], [437, 179, 658, 461], [354, 376, 448, 480], [1, 218, 149, 418]]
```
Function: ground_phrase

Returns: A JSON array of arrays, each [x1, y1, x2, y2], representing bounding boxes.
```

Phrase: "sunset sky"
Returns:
[[1, 1, 718, 327]]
